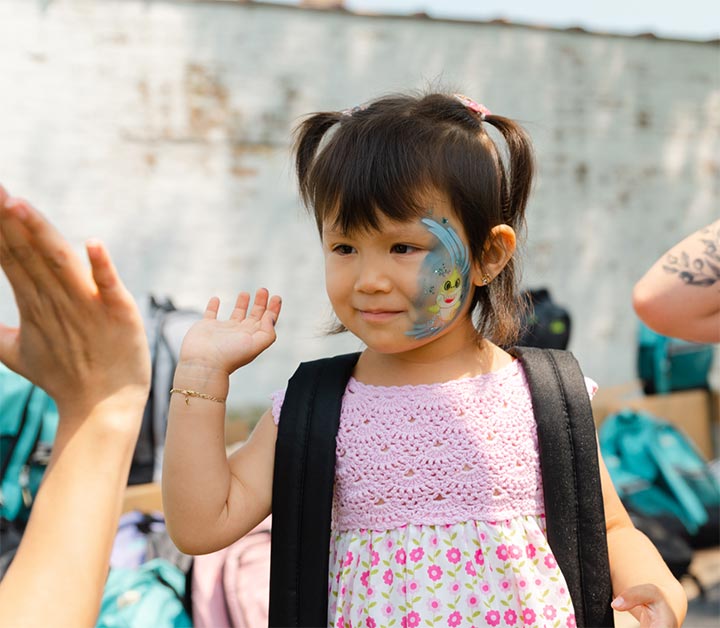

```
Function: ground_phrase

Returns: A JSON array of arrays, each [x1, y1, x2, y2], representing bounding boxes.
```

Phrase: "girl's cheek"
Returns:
[[405, 218, 472, 340]]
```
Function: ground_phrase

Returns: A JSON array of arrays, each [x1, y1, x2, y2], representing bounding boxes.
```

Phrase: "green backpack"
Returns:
[[0, 364, 59, 522]]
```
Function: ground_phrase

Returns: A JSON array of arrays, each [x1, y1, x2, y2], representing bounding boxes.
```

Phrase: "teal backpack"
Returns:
[[637, 322, 714, 395], [0, 364, 59, 522], [96, 558, 192, 627], [599, 409, 720, 547]]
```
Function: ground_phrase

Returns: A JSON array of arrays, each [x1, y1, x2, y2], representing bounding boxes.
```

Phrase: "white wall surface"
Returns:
[[0, 0, 718, 408]]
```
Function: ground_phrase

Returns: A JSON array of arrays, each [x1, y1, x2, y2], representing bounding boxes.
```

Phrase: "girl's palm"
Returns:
[[180, 289, 282, 374]]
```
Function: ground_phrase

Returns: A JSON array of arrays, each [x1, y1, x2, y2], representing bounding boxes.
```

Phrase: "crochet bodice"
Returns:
[[270, 359, 591, 532]]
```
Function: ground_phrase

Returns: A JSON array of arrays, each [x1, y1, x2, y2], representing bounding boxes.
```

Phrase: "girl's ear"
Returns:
[[473, 224, 516, 286]]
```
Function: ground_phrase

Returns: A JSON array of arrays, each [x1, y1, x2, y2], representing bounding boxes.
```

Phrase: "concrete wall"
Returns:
[[0, 0, 718, 408]]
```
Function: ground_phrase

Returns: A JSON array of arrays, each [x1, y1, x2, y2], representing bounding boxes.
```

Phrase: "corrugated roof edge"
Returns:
[[185, 0, 719, 45]]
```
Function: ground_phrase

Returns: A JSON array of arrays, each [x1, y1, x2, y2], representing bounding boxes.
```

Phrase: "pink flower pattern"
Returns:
[[383, 568, 393, 585], [522, 608, 537, 625], [446, 547, 461, 564], [326, 518, 574, 627]]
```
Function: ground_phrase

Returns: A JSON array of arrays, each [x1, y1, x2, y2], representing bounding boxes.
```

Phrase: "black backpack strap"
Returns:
[[512, 347, 614, 628], [269, 352, 361, 628]]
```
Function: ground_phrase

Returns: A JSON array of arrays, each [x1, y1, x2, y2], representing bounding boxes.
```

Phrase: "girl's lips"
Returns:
[[359, 310, 403, 322]]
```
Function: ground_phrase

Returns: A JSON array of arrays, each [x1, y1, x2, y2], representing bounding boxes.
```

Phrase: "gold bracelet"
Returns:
[[170, 388, 226, 405]]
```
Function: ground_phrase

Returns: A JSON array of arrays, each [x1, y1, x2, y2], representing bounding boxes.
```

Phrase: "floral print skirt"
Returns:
[[328, 516, 576, 628]]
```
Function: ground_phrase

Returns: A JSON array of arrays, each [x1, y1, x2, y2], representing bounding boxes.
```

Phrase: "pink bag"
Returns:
[[192, 517, 271, 628]]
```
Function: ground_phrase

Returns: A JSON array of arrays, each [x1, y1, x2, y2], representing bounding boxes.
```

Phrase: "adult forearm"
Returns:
[[0, 404, 141, 626]]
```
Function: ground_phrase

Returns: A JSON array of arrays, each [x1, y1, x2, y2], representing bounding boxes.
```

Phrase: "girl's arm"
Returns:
[[633, 219, 720, 343], [162, 290, 281, 555], [0, 189, 151, 625], [599, 451, 687, 627]]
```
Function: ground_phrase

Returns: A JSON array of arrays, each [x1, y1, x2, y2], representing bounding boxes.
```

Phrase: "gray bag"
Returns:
[[129, 296, 201, 485]]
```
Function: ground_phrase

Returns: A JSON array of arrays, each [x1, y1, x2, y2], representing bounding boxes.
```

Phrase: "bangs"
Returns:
[[310, 118, 441, 234], [296, 93, 500, 237]]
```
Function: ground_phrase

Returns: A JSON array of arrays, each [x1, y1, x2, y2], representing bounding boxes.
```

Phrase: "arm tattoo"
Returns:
[[662, 223, 720, 288]]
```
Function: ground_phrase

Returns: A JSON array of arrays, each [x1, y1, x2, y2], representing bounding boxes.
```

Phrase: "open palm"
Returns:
[[179, 289, 282, 375]]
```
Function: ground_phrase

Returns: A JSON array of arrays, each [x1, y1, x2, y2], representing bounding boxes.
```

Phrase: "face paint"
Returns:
[[406, 217, 471, 339]]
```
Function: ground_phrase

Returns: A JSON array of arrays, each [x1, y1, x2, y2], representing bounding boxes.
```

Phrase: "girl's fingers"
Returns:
[[247, 288, 269, 320], [204, 297, 220, 319], [612, 585, 657, 611], [259, 295, 282, 333], [611, 584, 676, 628], [230, 292, 251, 321], [267, 294, 282, 318]]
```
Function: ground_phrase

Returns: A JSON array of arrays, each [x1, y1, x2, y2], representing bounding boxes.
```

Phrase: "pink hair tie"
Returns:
[[453, 94, 491, 121], [341, 104, 368, 117]]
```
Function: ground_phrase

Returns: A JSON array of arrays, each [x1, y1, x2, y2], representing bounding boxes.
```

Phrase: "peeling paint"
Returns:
[[0, 0, 717, 401]]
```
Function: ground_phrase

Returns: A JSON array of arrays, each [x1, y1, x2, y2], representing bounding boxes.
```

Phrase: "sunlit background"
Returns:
[[0, 0, 718, 410]]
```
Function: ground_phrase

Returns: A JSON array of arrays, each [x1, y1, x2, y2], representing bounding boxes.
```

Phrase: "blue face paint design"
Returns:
[[406, 217, 471, 339]]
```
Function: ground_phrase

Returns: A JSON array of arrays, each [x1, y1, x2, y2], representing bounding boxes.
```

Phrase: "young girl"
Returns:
[[162, 92, 686, 627]]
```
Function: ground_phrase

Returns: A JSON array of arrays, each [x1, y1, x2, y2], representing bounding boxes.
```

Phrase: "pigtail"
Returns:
[[482, 115, 534, 226], [293, 112, 343, 231], [475, 115, 535, 347]]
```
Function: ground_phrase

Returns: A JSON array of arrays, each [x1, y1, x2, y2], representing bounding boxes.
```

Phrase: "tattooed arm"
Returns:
[[633, 220, 720, 343]]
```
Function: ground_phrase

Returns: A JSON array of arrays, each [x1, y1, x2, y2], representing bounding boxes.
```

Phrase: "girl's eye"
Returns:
[[391, 244, 417, 254], [333, 244, 355, 255], [444, 280, 452, 291], [454, 278, 461, 288]]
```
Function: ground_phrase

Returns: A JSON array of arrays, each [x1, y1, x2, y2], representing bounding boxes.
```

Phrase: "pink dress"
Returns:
[[271, 359, 597, 628]]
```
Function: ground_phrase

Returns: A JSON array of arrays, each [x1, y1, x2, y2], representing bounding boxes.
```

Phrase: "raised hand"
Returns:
[[612, 584, 680, 628], [178, 289, 282, 376], [0, 186, 150, 423]]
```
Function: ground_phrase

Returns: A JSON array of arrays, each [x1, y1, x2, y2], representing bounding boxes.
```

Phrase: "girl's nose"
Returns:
[[354, 260, 392, 293]]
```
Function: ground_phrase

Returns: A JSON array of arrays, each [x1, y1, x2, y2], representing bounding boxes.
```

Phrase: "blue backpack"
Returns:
[[599, 409, 720, 548], [96, 558, 192, 628], [0, 364, 58, 522], [637, 322, 714, 395]]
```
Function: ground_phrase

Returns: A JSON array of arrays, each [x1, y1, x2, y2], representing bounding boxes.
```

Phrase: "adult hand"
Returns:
[[0, 186, 151, 425]]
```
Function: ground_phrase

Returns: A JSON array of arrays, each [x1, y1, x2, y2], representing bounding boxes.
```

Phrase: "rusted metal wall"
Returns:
[[0, 0, 717, 405]]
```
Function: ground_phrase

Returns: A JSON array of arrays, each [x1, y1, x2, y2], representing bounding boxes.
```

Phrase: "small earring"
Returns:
[[482, 274, 492, 286]]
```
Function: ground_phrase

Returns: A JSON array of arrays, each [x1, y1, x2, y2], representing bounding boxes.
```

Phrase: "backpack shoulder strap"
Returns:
[[512, 347, 614, 628], [269, 351, 361, 628]]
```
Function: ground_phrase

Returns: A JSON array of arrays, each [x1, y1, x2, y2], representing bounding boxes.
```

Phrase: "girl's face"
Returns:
[[322, 203, 477, 355]]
